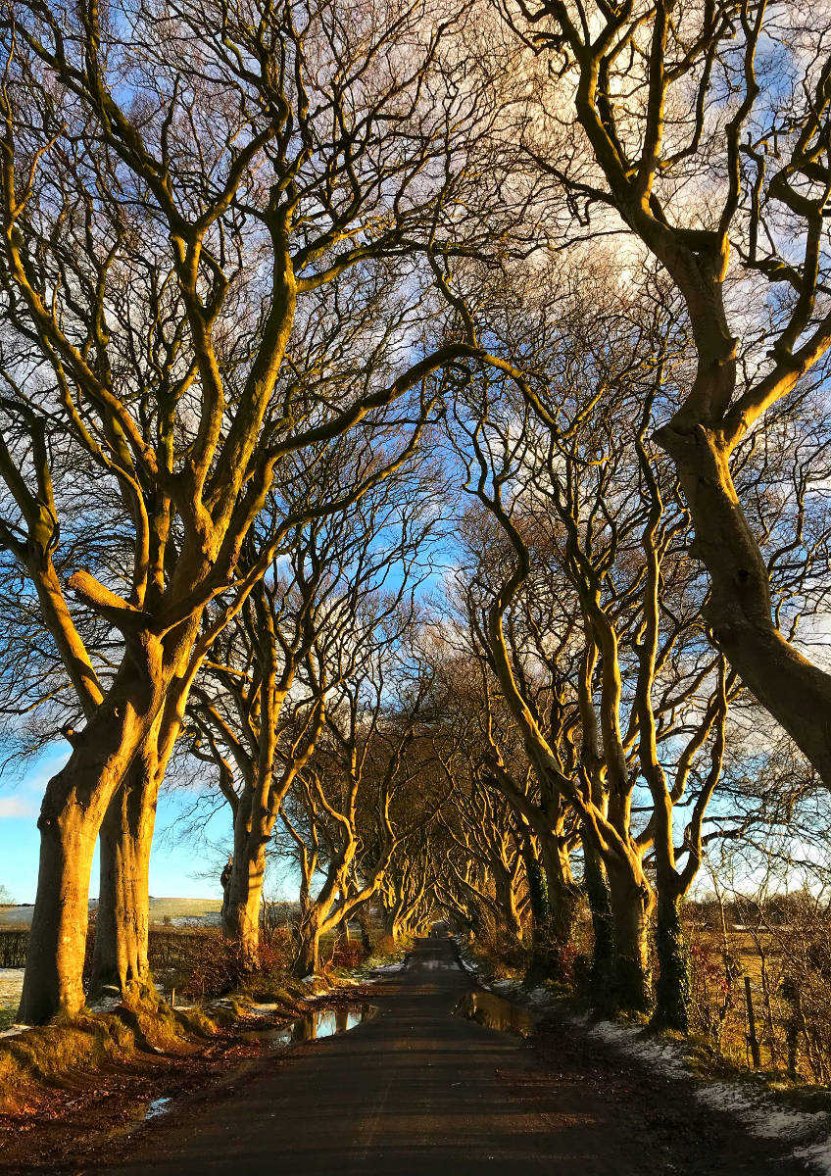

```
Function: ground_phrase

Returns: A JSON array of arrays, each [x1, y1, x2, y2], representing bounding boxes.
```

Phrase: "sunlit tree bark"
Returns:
[[0, 0, 505, 1020]]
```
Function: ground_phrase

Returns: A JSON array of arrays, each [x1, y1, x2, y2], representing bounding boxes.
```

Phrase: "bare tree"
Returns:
[[501, 0, 831, 781], [0, 0, 509, 1020]]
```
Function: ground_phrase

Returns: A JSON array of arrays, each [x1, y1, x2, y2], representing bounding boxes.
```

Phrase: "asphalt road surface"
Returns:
[[93, 937, 809, 1176]]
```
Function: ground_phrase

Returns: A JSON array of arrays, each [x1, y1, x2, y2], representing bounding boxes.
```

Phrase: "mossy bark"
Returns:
[[581, 836, 616, 1014], [607, 863, 653, 1016], [222, 825, 267, 973], [295, 919, 321, 978], [544, 840, 580, 952], [525, 836, 579, 984], [652, 888, 691, 1033]]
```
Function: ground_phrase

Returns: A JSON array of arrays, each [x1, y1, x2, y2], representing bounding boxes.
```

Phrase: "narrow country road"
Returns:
[[92, 938, 808, 1176]]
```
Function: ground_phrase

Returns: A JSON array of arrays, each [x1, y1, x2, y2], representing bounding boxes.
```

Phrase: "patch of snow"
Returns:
[[695, 1082, 824, 1142], [569, 1013, 830, 1170], [144, 1096, 172, 1120], [371, 961, 406, 976], [0, 1023, 29, 1039], [88, 994, 123, 1013], [580, 1016, 688, 1081], [796, 1141, 831, 1176]]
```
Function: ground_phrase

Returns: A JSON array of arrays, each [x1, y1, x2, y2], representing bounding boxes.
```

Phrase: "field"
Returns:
[[0, 899, 224, 1018], [687, 918, 831, 1083], [0, 898, 223, 929], [0, 970, 23, 1021]]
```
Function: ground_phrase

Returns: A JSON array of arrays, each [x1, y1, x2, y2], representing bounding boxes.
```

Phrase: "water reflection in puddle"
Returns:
[[262, 1002, 377, 1048], [455, 991, 534, 1037]]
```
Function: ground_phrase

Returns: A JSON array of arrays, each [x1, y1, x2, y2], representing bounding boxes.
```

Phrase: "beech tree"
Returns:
[[0, 0, 516, 1021], [422, 647, 580, 976], [283, 662, 434, 976], [502, 0, 831, 782], [190, 444, 443, 968], [437, 270, 739, 1018]]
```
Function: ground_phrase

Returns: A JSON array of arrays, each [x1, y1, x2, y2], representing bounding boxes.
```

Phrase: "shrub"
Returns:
[[328, 939, 366, 970], [0, 929, 27, 968]]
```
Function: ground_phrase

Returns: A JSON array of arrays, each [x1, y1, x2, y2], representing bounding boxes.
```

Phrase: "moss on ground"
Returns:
[[0, 997, 223, 1114]]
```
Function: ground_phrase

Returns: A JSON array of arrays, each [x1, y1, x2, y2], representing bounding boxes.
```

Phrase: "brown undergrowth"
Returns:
[[0, 973, 376, 1174]]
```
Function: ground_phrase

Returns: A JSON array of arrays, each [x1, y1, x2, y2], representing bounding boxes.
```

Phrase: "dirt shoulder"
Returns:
[[0, 980, 377, 1174]]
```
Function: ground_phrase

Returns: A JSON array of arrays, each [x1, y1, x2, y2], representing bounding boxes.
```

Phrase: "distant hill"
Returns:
[[148, 897, 223, 926], [0, 897, 223, 929]]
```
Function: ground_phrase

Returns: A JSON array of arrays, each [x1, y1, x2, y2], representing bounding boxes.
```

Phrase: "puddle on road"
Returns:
[[455, 991, 534, 1037], [143, 1004, 377, 1123], [258, 1002, 378, 1048]]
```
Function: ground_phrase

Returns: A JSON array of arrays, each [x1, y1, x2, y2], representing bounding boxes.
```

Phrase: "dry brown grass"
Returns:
[[686, 918, 831, 1083]]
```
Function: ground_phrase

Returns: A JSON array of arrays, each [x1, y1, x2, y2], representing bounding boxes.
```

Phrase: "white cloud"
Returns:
[[0, 796, 37, 819]]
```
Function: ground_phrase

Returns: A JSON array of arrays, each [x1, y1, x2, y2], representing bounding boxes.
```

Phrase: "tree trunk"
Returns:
[[607, 861, 653, 1016], [495, 867, 523, 943], [222, 832, 267, 973], [652, 886, 691, 1034], [522, 832, 579, 986], [383, 900, 405, 941], [542, 837, 579, 957], [356, 908, 373, 954], [19, 651, 165, 1024], [18, 800, 99, 1023], [523, 850, 551, 983], [581, 835, 616, 1013], [90, 752, 158, 1001], [295, 920, 320, 978], [658, 421, 831, 784]]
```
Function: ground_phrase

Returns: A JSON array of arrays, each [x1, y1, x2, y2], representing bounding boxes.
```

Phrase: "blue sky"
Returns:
[[0, 744, 235, 904]]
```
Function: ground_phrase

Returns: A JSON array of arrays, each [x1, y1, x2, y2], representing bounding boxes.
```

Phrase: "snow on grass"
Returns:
[[0, 1024, 28, 1039], [579, 1015, 688, 1080], [797, 1141, 831, 1175], [369, 960, 407, 976], [452, 937, 831, 1169], [570, 1012, 831, 1170], [695, 1080, 825, 1142]]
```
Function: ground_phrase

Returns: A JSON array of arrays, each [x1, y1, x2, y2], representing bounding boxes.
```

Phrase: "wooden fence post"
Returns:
[[780, 976, 801, 1081], [744, 975, 761, 1069]]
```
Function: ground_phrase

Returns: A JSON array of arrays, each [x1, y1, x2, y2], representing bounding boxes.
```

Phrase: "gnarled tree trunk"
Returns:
[[659, 422, 831, 783], [295, 915, 321, 978], [90, 760, 156, 1000], [653, 884, 691, 1034], [542, 837, 580, 961], [580, 834, 615, 1012], [19, 649, 165, 1024], [606, 858, 653, 1016], [222, 814, 268, 972]]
